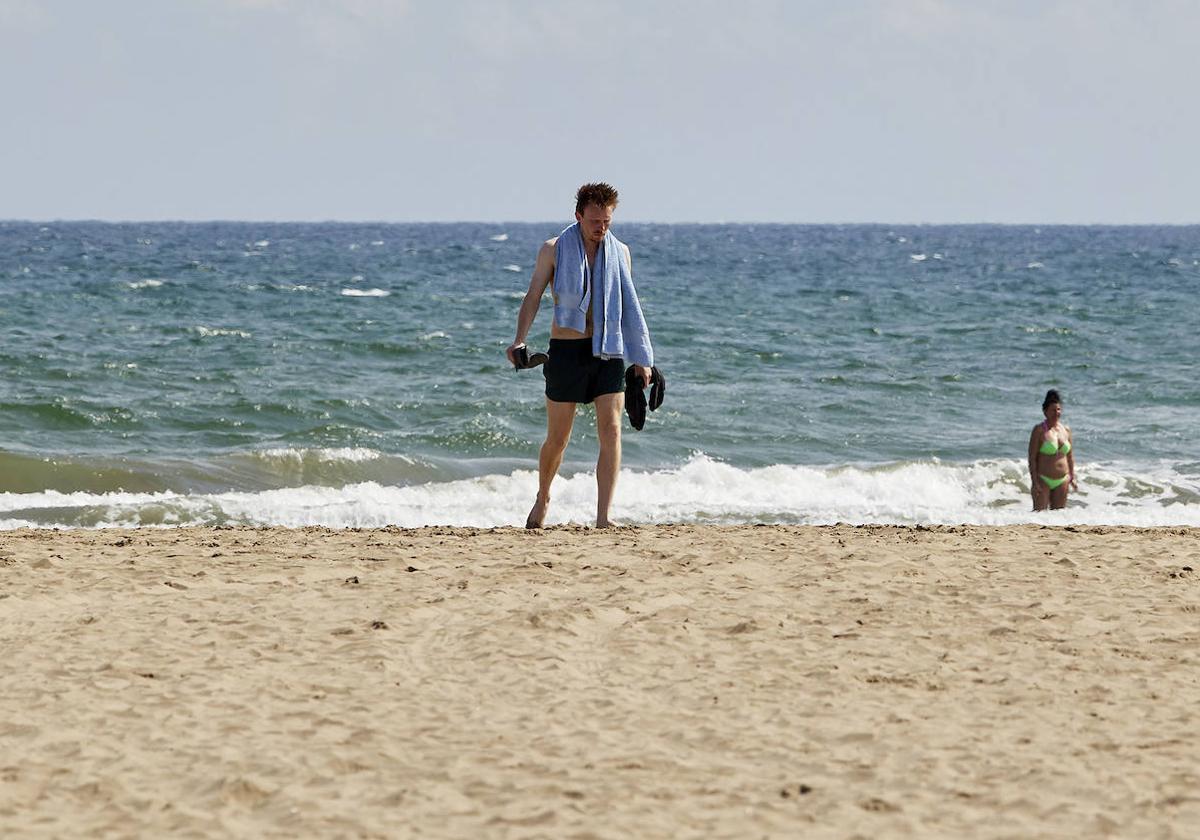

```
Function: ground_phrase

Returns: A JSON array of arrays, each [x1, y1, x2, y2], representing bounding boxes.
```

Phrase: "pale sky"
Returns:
[[3, 0, 1197, 223]]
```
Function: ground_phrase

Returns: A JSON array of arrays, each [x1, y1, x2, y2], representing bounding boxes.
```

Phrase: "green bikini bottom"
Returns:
[[1040, 474, 1069, 490]]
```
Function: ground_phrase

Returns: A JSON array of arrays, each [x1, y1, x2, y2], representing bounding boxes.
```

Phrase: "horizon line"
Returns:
[[4, 218, 1200, 227]]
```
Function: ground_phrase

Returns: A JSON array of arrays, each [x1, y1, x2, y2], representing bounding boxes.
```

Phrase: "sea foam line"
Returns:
[[1, 456, 1197, 529]]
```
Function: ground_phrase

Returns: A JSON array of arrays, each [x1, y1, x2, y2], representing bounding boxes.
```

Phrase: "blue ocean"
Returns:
[[2, 221, 1197, 528]]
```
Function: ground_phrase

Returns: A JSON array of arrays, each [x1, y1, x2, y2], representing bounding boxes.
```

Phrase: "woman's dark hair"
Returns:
[[1042, 389, 1062, 410]]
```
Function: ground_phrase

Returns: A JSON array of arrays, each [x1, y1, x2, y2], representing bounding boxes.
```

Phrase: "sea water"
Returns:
[[1, 221, 1197, 528]]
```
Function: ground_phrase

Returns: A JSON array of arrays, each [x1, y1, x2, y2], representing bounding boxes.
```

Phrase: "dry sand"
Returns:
[[1, 524, 1198, 838]]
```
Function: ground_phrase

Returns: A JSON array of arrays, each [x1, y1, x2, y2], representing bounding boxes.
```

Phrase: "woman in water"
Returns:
[[1028, 389, 1077, 511]]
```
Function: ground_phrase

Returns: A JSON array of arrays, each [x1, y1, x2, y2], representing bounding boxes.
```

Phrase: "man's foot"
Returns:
[[595, 519, 622, 529], [525, 497, 548, 529]]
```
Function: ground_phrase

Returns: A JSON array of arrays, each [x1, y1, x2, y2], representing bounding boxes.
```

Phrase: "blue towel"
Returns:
[[552, 223, 654, 368]]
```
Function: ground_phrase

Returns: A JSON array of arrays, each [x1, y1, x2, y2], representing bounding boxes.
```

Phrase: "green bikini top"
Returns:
[[1039, 439, 1071, 455], [1039, 422, 1071, 456]]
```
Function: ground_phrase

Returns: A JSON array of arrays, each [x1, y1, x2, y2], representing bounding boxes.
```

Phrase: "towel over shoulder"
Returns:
[[553, 222, 653, 369]]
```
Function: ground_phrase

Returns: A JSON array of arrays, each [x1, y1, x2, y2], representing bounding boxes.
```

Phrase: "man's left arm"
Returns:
[[622, 243, 652, 387]]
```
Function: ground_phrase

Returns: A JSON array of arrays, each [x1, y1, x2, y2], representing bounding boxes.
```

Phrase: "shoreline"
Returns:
[[3, 524, 1198, 836]]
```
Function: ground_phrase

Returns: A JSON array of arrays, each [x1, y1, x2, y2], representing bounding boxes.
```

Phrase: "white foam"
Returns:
[[127, 279, 164, 289], [192, 326, 251, 338], [910, 253, 927, 262], [256, 447, 383, 463], [1, 455, 1197, 530], [502, 264, 522, 272], [490, 233, 509, 242], [341, 288, 390, 297]]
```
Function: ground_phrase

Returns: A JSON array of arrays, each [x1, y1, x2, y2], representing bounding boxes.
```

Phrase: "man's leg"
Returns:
[[526, 398, 576, 529], [593, 391, 624, 528]]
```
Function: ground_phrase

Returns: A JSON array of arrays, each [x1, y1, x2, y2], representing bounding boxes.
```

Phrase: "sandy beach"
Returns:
[[1, 524, 1198, 838]]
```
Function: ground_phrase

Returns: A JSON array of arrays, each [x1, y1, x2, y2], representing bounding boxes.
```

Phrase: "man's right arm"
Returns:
[[506, 239, 556, 365]]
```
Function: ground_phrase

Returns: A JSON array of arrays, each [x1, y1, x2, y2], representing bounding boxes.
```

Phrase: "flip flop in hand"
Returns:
[[512, 345, 548, 371], [625, 365, 666, 430]]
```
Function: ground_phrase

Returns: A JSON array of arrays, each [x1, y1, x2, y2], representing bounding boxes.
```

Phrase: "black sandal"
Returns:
[[512, 346, 548, 370], [625, 365, 666, 430]]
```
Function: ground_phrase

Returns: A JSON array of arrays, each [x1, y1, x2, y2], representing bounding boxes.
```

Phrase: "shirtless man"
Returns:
[[505, 183, 654, 529]]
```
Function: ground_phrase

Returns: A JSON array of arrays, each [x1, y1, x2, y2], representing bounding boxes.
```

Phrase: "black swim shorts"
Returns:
[[544, 338, 625, 404]]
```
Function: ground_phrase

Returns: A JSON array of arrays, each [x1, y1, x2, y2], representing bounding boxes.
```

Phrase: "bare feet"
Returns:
[[525, 497, 548, 529], [595, 519, 621, 529]]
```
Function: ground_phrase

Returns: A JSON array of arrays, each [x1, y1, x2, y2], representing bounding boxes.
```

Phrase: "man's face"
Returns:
[[575, 203, 614, 244]]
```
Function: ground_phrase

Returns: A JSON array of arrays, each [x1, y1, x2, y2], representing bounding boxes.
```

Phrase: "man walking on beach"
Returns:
[[506, 183, 654, 529]]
